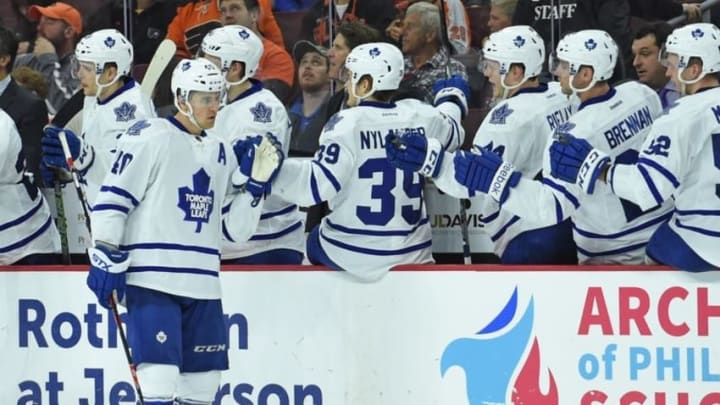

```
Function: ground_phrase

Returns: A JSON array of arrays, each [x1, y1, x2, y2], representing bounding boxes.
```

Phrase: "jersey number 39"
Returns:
[[357, 158, 423, 226]]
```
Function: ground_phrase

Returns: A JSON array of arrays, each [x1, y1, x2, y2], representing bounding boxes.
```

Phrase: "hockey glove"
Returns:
[[549, 133, 610, 194], [41, 125, 92, 170], [86, 244, 130, 309], [233, 135, 263, 177], [242, 136, 283, 206], [39, 162, 57, 188], [432, 75, 470, 118], [385, 132, 445, 178], [454, 148, 520, 205]]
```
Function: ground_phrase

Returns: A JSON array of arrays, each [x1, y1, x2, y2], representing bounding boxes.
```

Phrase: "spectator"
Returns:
[[399, 1, 467, 104], [14, 2, 82, 115], [288, 40, 330, 157], [488, 0, 516, 34], [167, 0, 284, 59], [85, 0, 180, 65], [301, 0, 396, 47], [632, 21, 679, 109], [386, 0, 471, 54], [220, 0, 295, 102], [0, 25, 48, 187]]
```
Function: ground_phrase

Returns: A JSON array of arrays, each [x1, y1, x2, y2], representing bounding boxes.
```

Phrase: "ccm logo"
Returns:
[[193, 344, 227, 353]]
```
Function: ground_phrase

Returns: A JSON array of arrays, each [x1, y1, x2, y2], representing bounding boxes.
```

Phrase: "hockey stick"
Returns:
[[58, 132, 146, 405], [53, 182, 70, 264], [140, 39, 176, 100], [437, 0, 472, 264]]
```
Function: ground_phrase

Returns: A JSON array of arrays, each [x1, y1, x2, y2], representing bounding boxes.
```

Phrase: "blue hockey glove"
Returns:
[[454, 148, 520, 204], [39, 162, 57, 188], [432, 75, 470, 118], [41, 125, 83, 169], [86, 244, 130, 309], [233, 135, 263, 177], [549, 133, 610, 194], [385, 132, 445, 177]]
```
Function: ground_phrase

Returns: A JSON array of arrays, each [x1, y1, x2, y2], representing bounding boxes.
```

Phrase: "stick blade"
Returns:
[[140, 39, 177, 99]]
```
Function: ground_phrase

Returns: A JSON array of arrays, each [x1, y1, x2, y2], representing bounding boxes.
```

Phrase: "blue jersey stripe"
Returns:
[[0, 197, 42, 231], [260, 204, 297, 220], [0, 214, 53, 253], [321, 230, 432, 256], [480, 210, 500, 224], [554, 196, 564, 224], [573, 211, 671, 239], [249, 221, 303, 241], [637, 164, 665, 205], [576, 241, 647, 258], [312, 160, 341, 192], [120, 242, 219, 256], [638, 157, 680, 188], [326, 217, 429, 236], [676, 209, 720, 216], [222, 220, 236, 242], [99, 185, 140, 206], [310, 171, 322, 204], [93, 204, 130, 214], [127, 266, 219, 277], [542, 178, 580, 209], [490, 215, 520, 242], [222, 202, 232, 215], [675, 219, 720, 237]]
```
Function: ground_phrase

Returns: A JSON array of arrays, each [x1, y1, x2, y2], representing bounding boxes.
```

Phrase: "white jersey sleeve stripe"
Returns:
[[321, 229, 432, 256], [636, 164, 665, 205], [637, 157, 681, 187], [675, 219, 720, 237], [127, 266, 219, 277], [541, 178, 580, 209], [120, 242, 220, 256], [676, 209, 720, 216], [554, 197, 564, 224], [310, 171, 322, 204], [0, 215, 53, 253], [0, 197, 43, 231], [99, 185, 140, 206], [248, 221, 303, 240], [222, 220, 235, 243], [490, 216, 520, 242], [577, 240, 648, 258], [92, 204, 130, 214], [573, 210, 672, 239], [259, 204, 297, 220]]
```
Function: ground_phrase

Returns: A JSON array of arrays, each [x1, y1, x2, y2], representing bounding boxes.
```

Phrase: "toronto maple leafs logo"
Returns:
[[250, 102, 272, 123], [126, 120, 151, 136], [323, 114, 343, 132], [585, 39, 597, 51], [239, 29, 250, 40], [691, 28, 704, 39], [114, 102, 137, 122], [104, 36, 116, 48], [489, 104, 514, 125], [553, 121, 577, 143], [513, 35, 525, 48], [369, 47, 381, 58], [178, 168, 215, 233]]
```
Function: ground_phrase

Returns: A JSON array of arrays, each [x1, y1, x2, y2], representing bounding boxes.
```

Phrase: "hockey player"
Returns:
[[86, 58, 280, 404], [201, 25, 305, 264], [262, 42, 465, 281], [445, 30, 674, 264], [385, 25, 578, 264], [0, 109, 60, 264], [548, 23, 720, 271], [40, 29, 156, 255]]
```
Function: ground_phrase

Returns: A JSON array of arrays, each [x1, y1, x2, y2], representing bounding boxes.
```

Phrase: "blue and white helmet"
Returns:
[[663, 23, 720, 85], [344, 42, 404, 99], [74, 29, 133, 90], [201, 25, 264, 85], [171, 58, 225, 101], [483, 25, 545, 84], [554, 30, 617, 92]]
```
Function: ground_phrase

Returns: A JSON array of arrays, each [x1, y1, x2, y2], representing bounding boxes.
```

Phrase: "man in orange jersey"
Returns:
[[219, 0, 295, 102], [166, 0, 284, 59]]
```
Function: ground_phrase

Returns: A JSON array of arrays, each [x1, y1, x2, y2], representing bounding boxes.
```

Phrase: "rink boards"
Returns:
[[1, 266, 719, 405]]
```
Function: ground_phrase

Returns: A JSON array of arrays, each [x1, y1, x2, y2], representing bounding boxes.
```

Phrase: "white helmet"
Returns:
[[74, 29, 133, 95], [201, 25, 263, 85], [344, 42, 404, 100], [171, 58, 225, 129], [663, 23, 720, 86], [482, 25, 545, 95], [554, 30, 617, 92]]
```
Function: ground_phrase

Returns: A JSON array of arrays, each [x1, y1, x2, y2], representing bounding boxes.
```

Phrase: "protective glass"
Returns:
[[189, 90, 224, 108]]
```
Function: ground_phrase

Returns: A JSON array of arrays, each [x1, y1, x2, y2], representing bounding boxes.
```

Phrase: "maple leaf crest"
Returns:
[[250, 102, 272, 123], [114, 102, 137, 122], [177, 168, 215, 233], [489, 104, 514, 125]]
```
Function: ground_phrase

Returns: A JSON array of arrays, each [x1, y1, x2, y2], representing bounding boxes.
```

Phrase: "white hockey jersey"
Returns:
[[211, 80, 305, 259], [59, 79, 156, 253], [434, 83, 575, 256], [91, 117, 264, 299], [273, 99, 464, 281], [502, 81, 674, 263], [0, 110, 60, 264], [611, 86, 720, 267]]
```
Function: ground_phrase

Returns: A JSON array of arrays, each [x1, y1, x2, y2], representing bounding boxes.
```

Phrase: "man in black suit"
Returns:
[[0, 25, 49, 186]]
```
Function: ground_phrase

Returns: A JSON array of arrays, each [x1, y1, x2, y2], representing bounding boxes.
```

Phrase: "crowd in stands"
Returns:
[[0, 0, 716, 267]]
